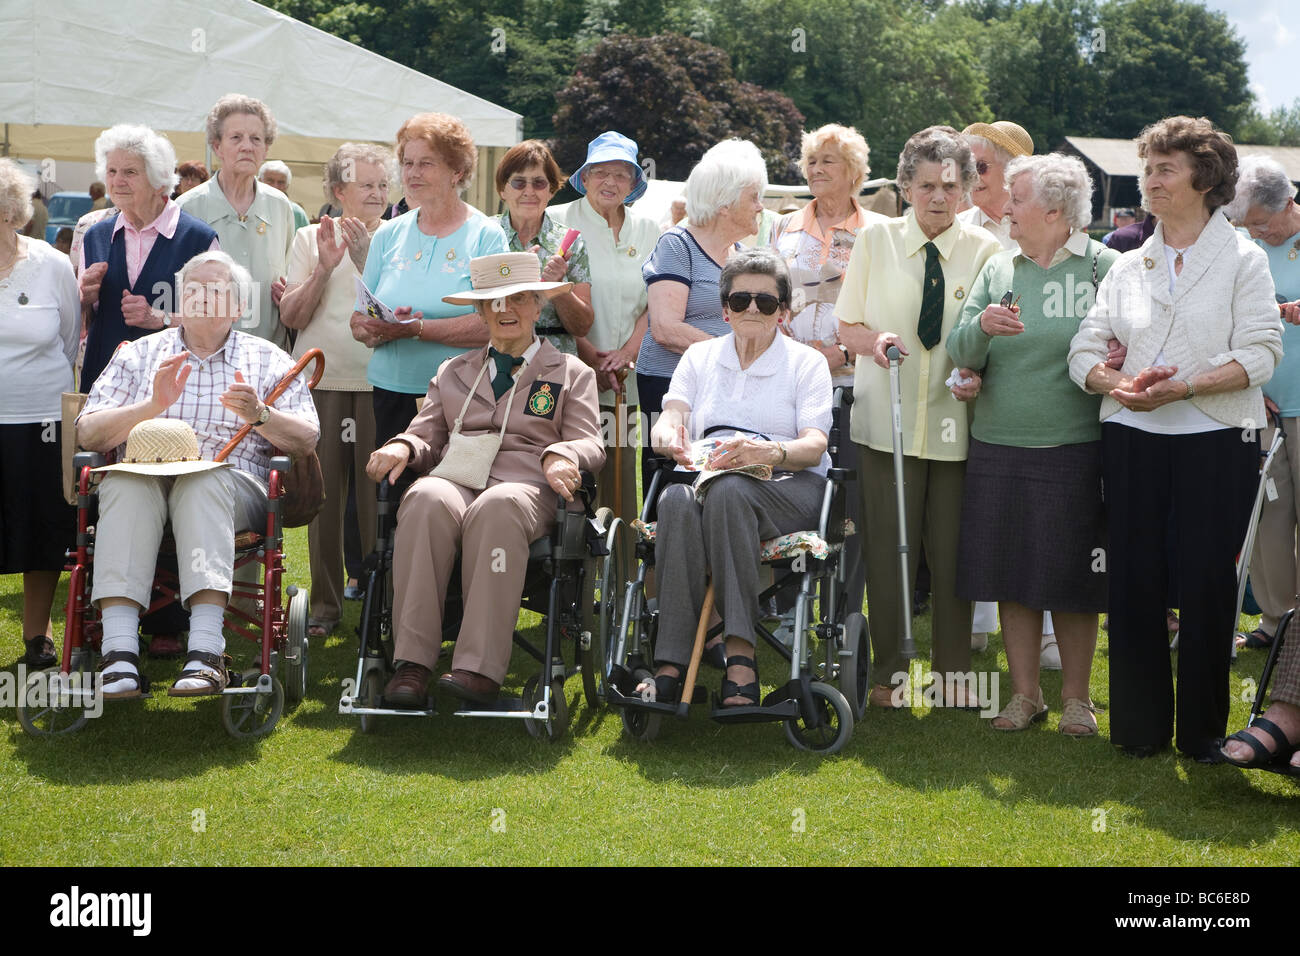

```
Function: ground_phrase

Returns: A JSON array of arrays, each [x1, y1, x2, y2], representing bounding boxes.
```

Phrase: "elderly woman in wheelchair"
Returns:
[[637, 249, 841, 714], [75, 251, 319, 699], [363, 253, 605, 711]]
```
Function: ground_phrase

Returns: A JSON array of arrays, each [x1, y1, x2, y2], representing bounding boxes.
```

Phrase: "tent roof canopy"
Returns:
[[0, 0, 521, 159]]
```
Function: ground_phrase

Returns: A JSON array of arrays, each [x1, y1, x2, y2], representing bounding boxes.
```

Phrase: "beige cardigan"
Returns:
[[1068, 210, 1283, 430]]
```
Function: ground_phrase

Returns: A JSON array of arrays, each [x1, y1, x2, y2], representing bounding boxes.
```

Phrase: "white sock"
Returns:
[[101, 605, 142, 692], [175, 604, 226, 689]]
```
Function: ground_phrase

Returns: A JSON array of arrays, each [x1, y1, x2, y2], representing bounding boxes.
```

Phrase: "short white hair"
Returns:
[[685, 139, 768, 225], [259, 160, 291, 184], [1005, 153, 1095, 231], [1225, 155, 1296, 222], [94, 124, 179, 193], [177, 250, 254, 319], [0, 158, 36, 228]]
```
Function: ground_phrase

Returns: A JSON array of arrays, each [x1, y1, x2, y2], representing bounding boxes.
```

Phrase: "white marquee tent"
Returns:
[[0, 0, 522, 211]]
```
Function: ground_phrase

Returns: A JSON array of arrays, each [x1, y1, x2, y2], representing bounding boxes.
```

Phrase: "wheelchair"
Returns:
[[602, 389, 866, 755], [15, 451, 309, 739], [338, 473, 621, 739]]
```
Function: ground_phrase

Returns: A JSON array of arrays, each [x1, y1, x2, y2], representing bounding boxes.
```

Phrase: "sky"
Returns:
[[1204, 0, 1298, 113]]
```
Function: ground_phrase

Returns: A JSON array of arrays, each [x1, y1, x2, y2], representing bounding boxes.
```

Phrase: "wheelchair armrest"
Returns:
[[826, 467, 856, 482], [269, 455, 293, 477], [73, 451, 106, 472]]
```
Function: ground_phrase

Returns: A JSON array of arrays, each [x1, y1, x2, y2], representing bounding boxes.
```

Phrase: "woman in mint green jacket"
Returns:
[[948, 153, 1118, 736]]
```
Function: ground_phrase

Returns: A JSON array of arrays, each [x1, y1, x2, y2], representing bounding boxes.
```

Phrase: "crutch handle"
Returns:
[[886, 345, 902, 362]]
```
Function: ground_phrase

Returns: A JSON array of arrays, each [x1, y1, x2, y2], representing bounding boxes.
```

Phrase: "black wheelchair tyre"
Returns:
[[839, 612, 870, 720], [784, 681, 853, 755]]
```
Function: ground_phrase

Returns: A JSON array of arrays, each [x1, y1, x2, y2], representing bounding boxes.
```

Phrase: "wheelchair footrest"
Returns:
[[452, 696, 531, 717], [605, 683, 696, 716], [708, 684, 801, 724]]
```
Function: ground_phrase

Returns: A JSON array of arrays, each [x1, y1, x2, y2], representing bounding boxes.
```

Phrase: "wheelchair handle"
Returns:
[[215, 348, 325, 463]]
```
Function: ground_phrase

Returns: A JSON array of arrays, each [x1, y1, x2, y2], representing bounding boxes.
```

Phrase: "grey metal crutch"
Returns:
[[886, 345, 916, 657]]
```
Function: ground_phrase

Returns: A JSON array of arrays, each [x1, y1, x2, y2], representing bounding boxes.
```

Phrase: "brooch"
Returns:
[[1289, 237, 1300, 260], [1143, 257, 1155, 270], [256, 222, 266, 235], [499, 264, 512, 277], [18, 292, 28, 305], [953, 286, 966, 300], [446, 249, 456, 261], [627, 246, 637, 258], [414, 250, 422, 260]]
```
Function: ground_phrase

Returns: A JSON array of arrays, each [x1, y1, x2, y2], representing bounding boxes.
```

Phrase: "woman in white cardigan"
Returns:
[[1068, 115, 1283, 762]]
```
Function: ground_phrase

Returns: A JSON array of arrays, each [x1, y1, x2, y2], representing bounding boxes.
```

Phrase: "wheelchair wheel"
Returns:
[[358, 665, 385, 735], [16, 654, 96, 738], [522, 675, 570, 741], [283, 587, 309, 704], [582, 510, 628, 708], [620, 667, 662, 742], [221, 676, 285, 739], [838, 612, 870, 720], [784, 681, 853, 755]]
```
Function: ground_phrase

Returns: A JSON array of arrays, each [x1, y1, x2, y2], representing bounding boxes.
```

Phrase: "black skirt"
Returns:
[[956, 437, 1106, 613], [0, 421, 76, 573]]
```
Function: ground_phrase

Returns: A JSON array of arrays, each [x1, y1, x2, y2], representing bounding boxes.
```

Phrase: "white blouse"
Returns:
[[664, 331, 833, 476], [0, 238, 79, 423]]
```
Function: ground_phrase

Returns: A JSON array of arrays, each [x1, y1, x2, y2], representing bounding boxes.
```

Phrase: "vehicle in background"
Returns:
[[44, 192, 94, 244]]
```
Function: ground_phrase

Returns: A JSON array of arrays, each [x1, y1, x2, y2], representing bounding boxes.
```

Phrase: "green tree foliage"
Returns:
[[262, 0, 1263, 180], [1091, 0, 1252, 138], [552, 34, 805, 181]]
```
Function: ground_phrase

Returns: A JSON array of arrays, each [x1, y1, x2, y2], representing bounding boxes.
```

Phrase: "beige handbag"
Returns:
[[430, 358, 518, 491], [61, 391, 88, 506]]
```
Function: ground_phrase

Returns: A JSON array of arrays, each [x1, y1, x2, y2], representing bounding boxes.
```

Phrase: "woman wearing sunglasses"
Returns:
[[947, 154, 1119, 735], [494, 140, 593, 356], [642, 249, 833, 707]]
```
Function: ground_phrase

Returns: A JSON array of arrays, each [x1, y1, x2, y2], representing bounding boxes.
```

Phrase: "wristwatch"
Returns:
[[160, 312, 171, 328], [254, 403, 272, 426], [836, 343, 851, 366], [1184, 380, 1196, 400]]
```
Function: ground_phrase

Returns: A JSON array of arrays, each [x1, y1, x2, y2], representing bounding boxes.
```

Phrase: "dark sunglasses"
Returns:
[[976, 161, 990, 176], [507, 176, 551, 191], [725, 292, 782, 315]]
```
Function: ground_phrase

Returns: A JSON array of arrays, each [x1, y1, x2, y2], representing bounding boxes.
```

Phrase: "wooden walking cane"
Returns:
[[678, 581, 715, 716], [215, 348, 326, 527]]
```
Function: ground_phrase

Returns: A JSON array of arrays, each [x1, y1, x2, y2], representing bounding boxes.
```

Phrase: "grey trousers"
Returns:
[[653, 470, 825, 666]]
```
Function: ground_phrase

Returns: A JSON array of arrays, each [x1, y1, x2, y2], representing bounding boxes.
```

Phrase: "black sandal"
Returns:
[[23, 635, 57, 669], [720, 654, 760, 707], [703, 637, 727, 671], [1219, 718, 1297, 768], [99, 651, 150, 700], [167, 650, 231, 698], [635, 664, 684, 704]]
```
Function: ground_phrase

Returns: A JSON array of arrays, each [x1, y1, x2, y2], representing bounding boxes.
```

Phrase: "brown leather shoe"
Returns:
[[437, 668, 500, 705], [383, 663, 433, 709]]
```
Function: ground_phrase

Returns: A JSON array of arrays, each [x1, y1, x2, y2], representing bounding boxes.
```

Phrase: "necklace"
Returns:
[[1169, 245, 1188, 271]]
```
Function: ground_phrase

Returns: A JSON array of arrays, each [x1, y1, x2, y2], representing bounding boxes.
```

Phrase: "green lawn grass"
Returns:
[[2, 527, 1296, 866]]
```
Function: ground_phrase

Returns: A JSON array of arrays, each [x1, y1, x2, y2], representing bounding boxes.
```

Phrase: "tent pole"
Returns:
[[2, 124, 9, 157]]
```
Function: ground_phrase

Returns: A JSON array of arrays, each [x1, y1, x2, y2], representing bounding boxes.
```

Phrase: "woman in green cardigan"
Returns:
[[947, 153, 1119, 736]]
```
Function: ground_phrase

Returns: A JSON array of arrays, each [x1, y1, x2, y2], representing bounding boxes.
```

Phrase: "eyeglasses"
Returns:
[[586, 167, 634, 184], [976, 161, 990, 176], [725, 292, 782, 315], [507, 177, 551, 192]]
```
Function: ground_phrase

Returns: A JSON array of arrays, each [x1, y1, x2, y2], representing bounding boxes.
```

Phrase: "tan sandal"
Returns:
[[990, 691, 1047, 731], [1059, 697, 1099, 737], [870, 683, 909, 709], [167, 651, 232, 698]]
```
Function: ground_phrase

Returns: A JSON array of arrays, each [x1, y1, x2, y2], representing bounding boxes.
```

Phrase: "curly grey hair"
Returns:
[[896, 126, 978, 194], [1225, 156, 1296, 222], [1004, 153, 1095, 231], [205, 93, 277, 149], [685, 139, 769, 226], [0, 158, 36, 229], [719, 248, 792, 306], [323, 143, 398, 203], [94, 124, 179, 193]]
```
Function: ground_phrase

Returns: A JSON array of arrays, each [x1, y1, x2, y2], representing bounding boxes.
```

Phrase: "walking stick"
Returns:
[[886, 345, 916, 658], [614, 369, 628, 518], [215, 348, 325, 462]]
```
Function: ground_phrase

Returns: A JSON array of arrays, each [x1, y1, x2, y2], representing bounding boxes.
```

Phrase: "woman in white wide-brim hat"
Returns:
[[77, 251, 319, 700], [365, 252, 605, 710]]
